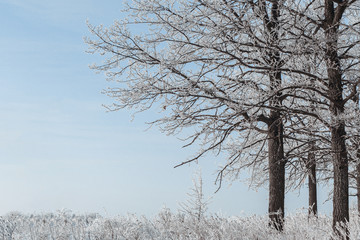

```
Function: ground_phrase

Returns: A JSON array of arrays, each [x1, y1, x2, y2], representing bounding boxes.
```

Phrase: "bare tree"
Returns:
[[307, 142, 318, 216], [86, 0, 292, 230], [348, 92, 360, 214], [179, 169, 211, 222], [86, 0, 360, 234], [281, 0, 360, 236]]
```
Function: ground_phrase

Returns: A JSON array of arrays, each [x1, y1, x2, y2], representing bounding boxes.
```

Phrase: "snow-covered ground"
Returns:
[[0, 209, 358, 239]]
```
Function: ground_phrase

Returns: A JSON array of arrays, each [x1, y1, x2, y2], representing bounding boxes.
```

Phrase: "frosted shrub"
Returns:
[[0, 209, 359, 239]]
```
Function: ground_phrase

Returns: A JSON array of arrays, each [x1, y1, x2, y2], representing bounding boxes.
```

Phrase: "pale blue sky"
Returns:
[[0, 0, 334, 217]]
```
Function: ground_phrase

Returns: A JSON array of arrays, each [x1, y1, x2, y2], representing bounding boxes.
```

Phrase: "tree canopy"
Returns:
[[86, 0, 360, 236]]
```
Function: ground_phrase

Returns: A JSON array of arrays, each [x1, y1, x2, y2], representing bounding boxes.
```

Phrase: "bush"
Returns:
[[0, 208, 358, 239]]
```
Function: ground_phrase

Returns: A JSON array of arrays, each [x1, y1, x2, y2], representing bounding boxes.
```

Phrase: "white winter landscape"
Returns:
[[0, 209, 358, 239], [1, 0, 360, 239]]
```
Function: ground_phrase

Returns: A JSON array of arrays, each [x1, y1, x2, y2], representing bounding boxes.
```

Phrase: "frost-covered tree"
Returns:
[[86, 0, 291, 230], [179, 169, 211, 222], [86, 0, 295, 230], [86, 0, 360, 235], [282, 0, 360, 236], [348, 93, 360, 214]]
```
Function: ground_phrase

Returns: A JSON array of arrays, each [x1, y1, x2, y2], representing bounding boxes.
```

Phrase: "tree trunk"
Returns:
[[268, 114, 285, 231], [355, 98, 360, 215], [327, 51, 349, 237], [324, 1, 349, 236], [331, 123, 349, 235], [327, 55, 349, 237], [357, 161, 360, 215], [355, 139, 360, 215], [307, 144, 317, 216], [261, 0, 285, 231]]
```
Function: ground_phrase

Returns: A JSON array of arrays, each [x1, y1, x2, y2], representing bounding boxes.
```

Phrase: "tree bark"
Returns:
[[323, 1, 349, 236], [331, 122, 349, 235], [355, 138, 360, 215], [353, 97, 360, 215], [259, 0, 286, 231], [327, 53, 349, 237], [307, 144, 317, 216], [268, 115, 285, 231], [357, 160, 360, 214]]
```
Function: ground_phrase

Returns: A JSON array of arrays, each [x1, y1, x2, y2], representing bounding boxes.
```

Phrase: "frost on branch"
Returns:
[[85, 0, 332, 185], [86, 0, 360, 234]]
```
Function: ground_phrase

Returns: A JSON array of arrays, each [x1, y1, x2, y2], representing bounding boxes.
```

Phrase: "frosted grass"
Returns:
[[0, 209, 359, 239]]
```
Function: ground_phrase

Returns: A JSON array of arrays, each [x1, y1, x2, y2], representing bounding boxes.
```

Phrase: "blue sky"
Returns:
[[0, 0, 335, 217]]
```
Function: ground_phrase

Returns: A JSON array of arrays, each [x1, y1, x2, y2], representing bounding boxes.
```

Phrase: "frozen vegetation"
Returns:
[[0, 209, 359, 240]]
